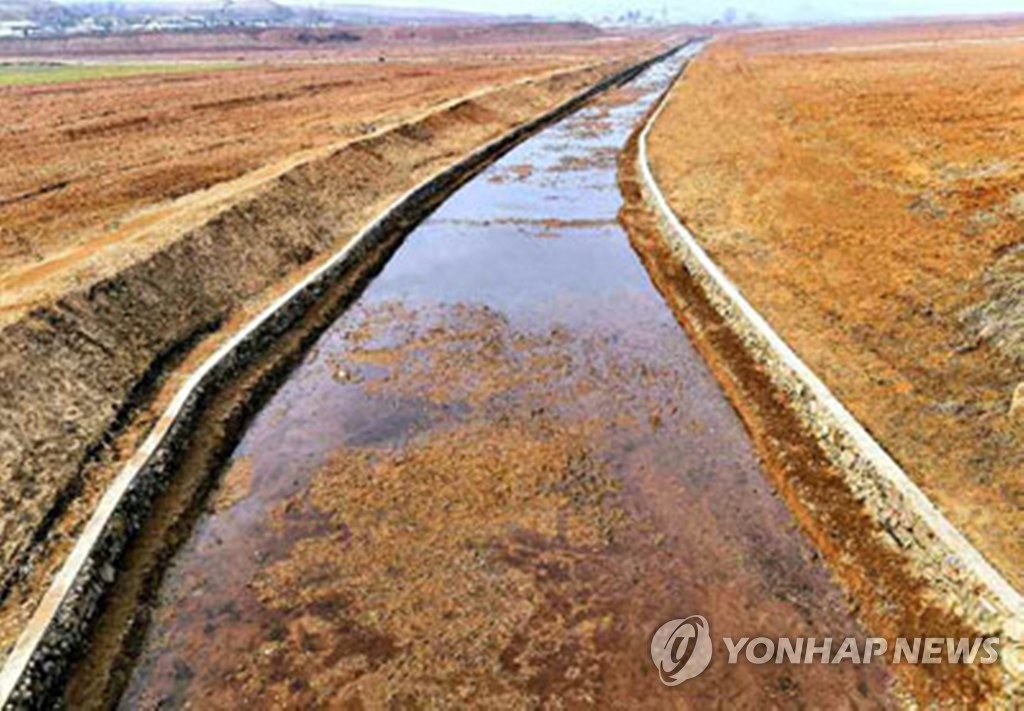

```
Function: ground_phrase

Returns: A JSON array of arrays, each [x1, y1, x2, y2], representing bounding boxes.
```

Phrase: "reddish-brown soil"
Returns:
[[0, 27, 663, 285], [647, 24, 1023, 588], [0, 22, 631, 61], [739, 15, 1024, 54], [619, 125, 1002, 707], [0, 61, 527, 265]]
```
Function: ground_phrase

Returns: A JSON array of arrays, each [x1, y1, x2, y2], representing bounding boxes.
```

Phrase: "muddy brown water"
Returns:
[[113, 51, 895, 708]]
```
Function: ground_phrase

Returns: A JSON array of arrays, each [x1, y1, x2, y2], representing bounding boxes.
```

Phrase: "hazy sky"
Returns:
[[295, 0, 1024, 24]]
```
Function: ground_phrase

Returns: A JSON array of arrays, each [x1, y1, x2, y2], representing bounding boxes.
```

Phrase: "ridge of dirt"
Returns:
[[617, 95, 1003, 706], [0, 29, 667, 285], [0, 23, 617, 61], [0, 61, 595, 326], [645, 27, 1023, 592]]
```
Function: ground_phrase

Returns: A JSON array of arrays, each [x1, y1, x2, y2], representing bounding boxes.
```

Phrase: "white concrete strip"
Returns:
[[0, 46, 681, 706], [0, 157, 414, 707], [637, 48, 1024, 626]]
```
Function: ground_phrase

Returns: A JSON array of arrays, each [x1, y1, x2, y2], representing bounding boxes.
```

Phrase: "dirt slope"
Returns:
[[646, 26, 1023, 587], [0, 58, 573, 279]]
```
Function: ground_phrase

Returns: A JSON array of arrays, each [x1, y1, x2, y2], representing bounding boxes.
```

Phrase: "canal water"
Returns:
[[118, 48, 893, 708]]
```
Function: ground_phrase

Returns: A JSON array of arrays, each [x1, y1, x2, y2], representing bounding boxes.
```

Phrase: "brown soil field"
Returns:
[[0, 26, 665, 297], [0, 22, 621, 61], [741, 15, 1024, 54], [647, 25, 1023, 589], [0, 29, 671, 656], [0, 59, 552, 284]]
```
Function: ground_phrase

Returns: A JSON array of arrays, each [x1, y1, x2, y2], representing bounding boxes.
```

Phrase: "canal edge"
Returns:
[[634, 45, 1024, 702], [0, 40, 693, 709]]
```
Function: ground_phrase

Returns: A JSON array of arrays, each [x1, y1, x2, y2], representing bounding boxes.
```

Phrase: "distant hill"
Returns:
[[65, 0, 295, 24], [0, 0, 77, 23], [216, 0, 294, 23], [57, 0, 514, 26], [305, 4, 514, 25]]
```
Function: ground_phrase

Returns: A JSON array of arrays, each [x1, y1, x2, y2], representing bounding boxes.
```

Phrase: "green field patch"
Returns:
[[0, 61, 239, 87]]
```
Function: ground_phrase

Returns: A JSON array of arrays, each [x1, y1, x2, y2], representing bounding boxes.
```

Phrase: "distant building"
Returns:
[[0, 21, 40, 38], [141, 16, 208, 32]]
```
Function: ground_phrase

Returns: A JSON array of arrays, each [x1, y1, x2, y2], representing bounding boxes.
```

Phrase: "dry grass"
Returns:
[[0, 28, 667, 325], [0, 26, 667, 274], [649, 23, 1024, 587], [0, 57, 565, 271]]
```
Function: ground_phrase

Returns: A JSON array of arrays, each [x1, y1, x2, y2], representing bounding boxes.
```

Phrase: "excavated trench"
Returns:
[[69, 49, 895, 707]]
